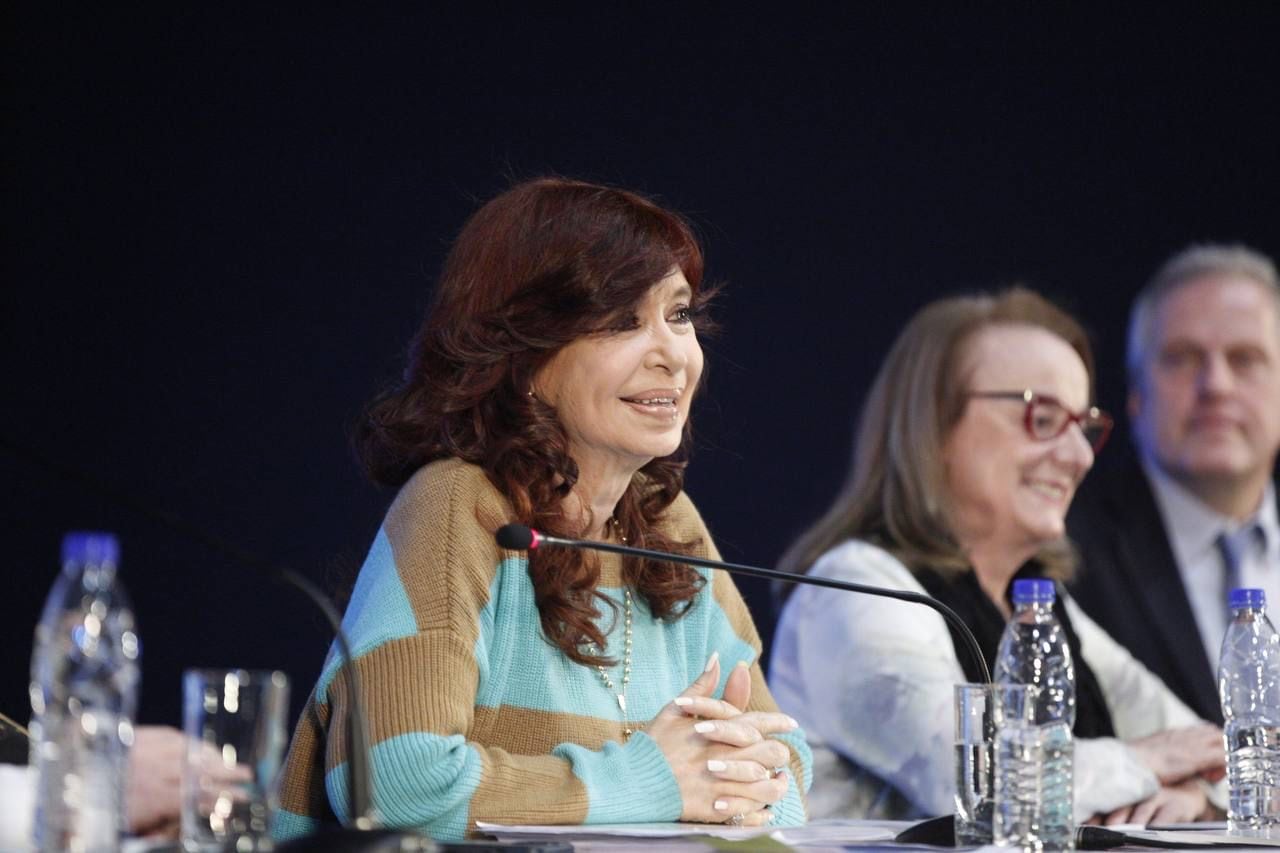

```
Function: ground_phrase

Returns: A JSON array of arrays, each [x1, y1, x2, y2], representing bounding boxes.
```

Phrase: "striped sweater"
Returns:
[[275, 458, 811, 841]]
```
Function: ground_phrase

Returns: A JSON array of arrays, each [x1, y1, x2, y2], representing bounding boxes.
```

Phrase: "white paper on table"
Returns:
[[476, 819, 896, 844], [1126, 829, 1280, 848], [1092, 823, 1280, 849], [1143, 821, 1229, 831]]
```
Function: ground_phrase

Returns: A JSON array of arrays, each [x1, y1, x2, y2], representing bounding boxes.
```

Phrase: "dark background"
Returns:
[[3, 6, 1279, 730]]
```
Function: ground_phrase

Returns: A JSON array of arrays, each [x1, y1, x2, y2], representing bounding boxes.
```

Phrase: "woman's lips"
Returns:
[[1025, 480, 1070, 504], [621, 397, 679, 418], [620, 387, 684, 419]]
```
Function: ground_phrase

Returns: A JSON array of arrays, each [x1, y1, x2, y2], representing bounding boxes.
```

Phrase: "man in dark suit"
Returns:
[[1070, 244, 1280, 726]]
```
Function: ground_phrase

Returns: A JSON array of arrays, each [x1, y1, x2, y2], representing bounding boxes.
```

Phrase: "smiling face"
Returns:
[[534, 269, 704, 479], [942, 324, 1096, 562], [1130, 274, 1280, 500]]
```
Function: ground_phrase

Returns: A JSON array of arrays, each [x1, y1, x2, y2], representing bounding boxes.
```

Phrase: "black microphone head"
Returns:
[[894, 815, 955, 846], [495, 523, 536, 550]]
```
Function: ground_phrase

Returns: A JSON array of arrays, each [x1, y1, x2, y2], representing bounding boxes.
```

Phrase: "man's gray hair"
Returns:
[[1126, 243, 1280, 383]]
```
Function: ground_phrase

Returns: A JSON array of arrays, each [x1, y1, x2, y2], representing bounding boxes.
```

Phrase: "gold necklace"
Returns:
[[584, 587, 634, 737], [608, 516, 628, 544]]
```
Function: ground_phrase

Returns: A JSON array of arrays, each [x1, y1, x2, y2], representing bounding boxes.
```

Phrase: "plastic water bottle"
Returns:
[[1219, 587, 1280, 836], [993, 578, 1075, 852], [29, 532, 141, 853]]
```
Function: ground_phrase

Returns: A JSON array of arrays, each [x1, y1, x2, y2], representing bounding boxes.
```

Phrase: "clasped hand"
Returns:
[[126, 725, 253, 840], [1093, 723, 1225, 826], [645, 652, 796, 827]]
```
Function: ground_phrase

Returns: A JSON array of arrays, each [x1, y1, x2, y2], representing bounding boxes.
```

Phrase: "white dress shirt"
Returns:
[[1143, 460, 1280, 669], [769, 540, 1216, 823]]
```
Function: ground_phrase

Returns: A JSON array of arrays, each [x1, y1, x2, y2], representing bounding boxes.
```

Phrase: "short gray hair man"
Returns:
[[1068, 242, 1280, 725], [1127, 243, 1280, 385]]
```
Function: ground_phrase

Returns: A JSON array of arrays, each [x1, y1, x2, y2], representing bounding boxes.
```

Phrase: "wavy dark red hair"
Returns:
[[355, 177, 713, 665]]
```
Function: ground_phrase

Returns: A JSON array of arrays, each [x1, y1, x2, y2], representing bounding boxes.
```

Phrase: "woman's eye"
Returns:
[[671, 305, 694, 324]]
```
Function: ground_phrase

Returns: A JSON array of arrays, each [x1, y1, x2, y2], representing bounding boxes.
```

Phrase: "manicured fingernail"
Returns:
[[714, 799, 729, 811], [707, 760, 727, 772], [768, 810, 777, 823], [694, 721, 716, 734], [673, 697, 693, 706], [735, 660, 749, 670], [704, 651, 719, 672], [786, 716, 799, 729]]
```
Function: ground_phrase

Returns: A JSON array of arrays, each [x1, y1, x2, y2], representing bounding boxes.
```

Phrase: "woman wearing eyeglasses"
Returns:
[[769, 288, 1225, 825]]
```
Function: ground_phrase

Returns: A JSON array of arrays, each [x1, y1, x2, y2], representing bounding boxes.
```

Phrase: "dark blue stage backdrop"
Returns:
[[3, 6, 1279, 729]]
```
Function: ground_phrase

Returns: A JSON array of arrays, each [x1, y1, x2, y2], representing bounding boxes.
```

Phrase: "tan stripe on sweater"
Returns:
[[321, 631, 477, 772], [468, 749, 591, 830], [278, 693, 333, 818]]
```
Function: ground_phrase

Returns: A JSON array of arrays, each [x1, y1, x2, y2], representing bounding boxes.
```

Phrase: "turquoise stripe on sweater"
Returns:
[[315, 527, 418, 704], [554, 732, 682, 824], [325, 733, 484, 842], [273, 808, 317, 840], [770, 728, 815, 825], [474, 563, 757, 722]]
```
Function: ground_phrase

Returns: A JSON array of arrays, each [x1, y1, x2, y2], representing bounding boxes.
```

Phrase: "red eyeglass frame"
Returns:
[[966, 389, 1114, 454]]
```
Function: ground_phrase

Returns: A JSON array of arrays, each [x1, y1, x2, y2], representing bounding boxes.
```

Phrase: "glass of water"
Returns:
[[181, 669, 290, 852], [954, 683, 995, 846]]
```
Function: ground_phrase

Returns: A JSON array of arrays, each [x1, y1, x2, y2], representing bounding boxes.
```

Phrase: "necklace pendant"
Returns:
[[617, 693, 627, 713]]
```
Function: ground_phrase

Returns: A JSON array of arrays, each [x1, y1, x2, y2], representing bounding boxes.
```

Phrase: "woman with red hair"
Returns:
[[276, 178, 810, 841]]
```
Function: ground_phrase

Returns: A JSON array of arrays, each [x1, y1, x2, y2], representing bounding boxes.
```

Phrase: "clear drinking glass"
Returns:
[[181, 669, 290, 852], [954, 683, 995, 846]]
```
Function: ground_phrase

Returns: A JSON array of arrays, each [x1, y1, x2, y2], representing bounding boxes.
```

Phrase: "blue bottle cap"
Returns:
[[1230, 588, 1266, 609], [1011, 578, 1055, 604], [61, 532, 120, 565]]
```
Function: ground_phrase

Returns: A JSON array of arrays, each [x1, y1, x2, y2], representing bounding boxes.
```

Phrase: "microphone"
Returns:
[[494, 524, 991, 683]]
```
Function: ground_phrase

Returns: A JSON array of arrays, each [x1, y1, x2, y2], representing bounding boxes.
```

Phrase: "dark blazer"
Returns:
[[1067, 449, 1221, 724], [1069, 448, 1280, 726]]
